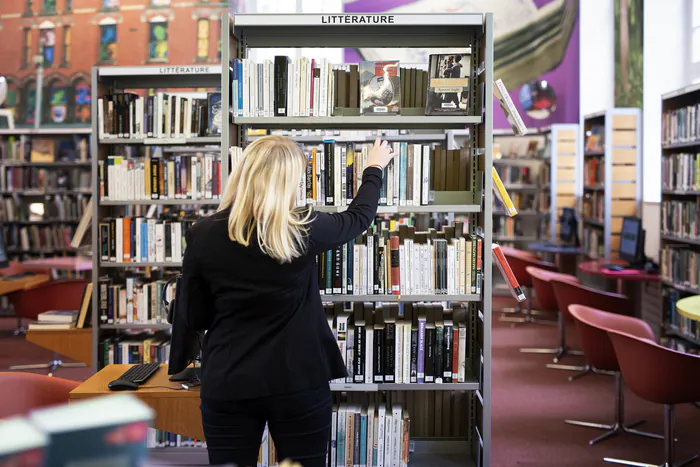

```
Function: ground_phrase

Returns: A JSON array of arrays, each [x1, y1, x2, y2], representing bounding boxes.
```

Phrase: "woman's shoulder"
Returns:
[[187, 210, 228, 240]]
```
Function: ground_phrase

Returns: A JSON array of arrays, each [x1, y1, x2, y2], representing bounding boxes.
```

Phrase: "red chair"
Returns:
[[9, 280, 89, 376], [0, 372, 78, 418], [605, 330, 700, 467], [550, 279, 632, 378], [519, 266, 580, 358], [567, 305, 662, 446], [500, 247, 558, 325], [0, 261, 30, 334]]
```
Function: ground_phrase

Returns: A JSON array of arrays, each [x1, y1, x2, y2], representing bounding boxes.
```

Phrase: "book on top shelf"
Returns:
[[360, 61, 401, 115], [425, 53, 471, 116]]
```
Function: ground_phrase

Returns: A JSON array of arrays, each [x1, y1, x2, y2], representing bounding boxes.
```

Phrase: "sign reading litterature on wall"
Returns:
[[232, 14, 482, 27], [321, 15, 395, 24], [159, 66, 213, 75]]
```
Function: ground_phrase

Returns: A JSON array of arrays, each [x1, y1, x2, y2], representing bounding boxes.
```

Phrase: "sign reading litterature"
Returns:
[[159, 66, 212, 75], [321, 15, 395, 24]]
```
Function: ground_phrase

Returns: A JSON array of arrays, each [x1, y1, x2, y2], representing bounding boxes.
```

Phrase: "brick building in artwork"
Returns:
[[0, 0, 231, 126]]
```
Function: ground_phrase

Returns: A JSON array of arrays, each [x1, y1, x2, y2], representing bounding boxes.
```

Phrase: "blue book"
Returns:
[[237, 59, 243, 117], [141, 223, 148, 261], [360, 411, 367, 467]]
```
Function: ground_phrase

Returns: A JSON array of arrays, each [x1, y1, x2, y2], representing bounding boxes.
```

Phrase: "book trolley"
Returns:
[[223, 13, 494, 466]]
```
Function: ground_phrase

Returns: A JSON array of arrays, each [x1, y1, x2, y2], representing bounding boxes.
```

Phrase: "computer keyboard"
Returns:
[[1, 272, 37, 281], [108, 362, 160, 391]]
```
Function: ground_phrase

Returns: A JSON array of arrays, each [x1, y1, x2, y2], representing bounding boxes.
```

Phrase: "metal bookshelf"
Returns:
[[223, 12, 494, 466]]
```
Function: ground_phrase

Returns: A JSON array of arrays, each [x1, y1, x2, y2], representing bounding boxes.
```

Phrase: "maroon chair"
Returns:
[[567, 305, 662, 446], [605, 330, 700, 467], [550, 279, 632, 378], [8, 280, 89, 376], [0, 372, 78, 418], [500, 247, 558, 325], [519, 266, 580, 357]]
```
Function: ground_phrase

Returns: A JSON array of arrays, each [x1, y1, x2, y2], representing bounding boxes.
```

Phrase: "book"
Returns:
[[492, 168, 517, 217], [30, 139, 55, 163], [27, 322, 76, 330], [492, 243, 526, 302], [0, 417, 47, 466], [360, 61, 401, 115], [425, 53, 471, 115], [76, 283, 93, 329], [37, 310, 78, 324], [494, 79, 528, 136]]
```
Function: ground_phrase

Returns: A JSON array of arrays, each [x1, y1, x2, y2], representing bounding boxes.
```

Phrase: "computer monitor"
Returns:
[[0, 226, 9, 270], [164, 275, 203, 382], [619, 216, 645, 266], [559, 208, 579, 246]]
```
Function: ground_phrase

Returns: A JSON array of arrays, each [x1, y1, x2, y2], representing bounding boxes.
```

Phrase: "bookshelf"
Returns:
[[580, 109, 642, 259], [545, 124, 579, 242], [224, 12, 493, 467], [0, 127, 92, 261], [659, 83, 700, 352]]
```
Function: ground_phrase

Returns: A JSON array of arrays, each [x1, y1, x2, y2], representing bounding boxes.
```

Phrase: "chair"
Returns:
[[0, 372, 78, 418], [9, 279, 89, 376], [550, 279, 632, 377], [519, 266, 581, 357], [567, 305, 662, 446], [605, 330, 700, 467], [0, 261, 29, 334], [500, 247, 558, 325]]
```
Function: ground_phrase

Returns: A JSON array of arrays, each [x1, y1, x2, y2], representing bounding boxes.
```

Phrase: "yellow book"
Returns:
[[492, 168, 517, 217]]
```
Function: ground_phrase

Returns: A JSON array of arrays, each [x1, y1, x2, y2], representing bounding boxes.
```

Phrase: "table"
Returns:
[[21, 257, 92, 272], [70, 364, 203, 441], [0, 274, 50, 295], [676, 295, 700, 322], [578, 259, 659, 294], [528, 242, 582, 276], [26, 328, 92, 366]]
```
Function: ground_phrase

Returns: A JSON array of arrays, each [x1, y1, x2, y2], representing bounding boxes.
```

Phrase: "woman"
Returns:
[[181, 136, 394, 466]]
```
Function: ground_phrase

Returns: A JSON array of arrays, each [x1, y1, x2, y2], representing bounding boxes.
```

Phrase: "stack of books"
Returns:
[[28, 310, 78, 330]]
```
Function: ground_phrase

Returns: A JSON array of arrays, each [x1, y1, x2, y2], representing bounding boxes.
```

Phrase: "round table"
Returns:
[[676, 295, 700, 322], [528, 242, 583, 276], [578, 259, 659, 294]]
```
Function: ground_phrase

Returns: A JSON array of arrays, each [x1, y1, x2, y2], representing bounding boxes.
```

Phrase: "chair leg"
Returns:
[[565, 365, 616, 382], [500, 287, 557, 327], [566, 373, 662, 446], [12, 318, 26, 336]]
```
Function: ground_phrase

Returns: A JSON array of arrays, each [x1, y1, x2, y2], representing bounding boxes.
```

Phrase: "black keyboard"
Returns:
[[1, 272, 37, 281], [108, 363, 160, 391]]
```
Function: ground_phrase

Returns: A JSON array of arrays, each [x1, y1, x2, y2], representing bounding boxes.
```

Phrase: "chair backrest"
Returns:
[[551, 279, 631, 319], [10, 279, 89, 321], [525, 266, 579, 312], [568, 305, 655, 371], [0, 372, 78, 418], [608, 330, 700, 405], [502, 249, 557, 288], [0, 261, 25, 276]]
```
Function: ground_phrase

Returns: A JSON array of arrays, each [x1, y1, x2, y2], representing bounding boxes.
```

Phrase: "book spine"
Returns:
[[417, 317, 425, 383]]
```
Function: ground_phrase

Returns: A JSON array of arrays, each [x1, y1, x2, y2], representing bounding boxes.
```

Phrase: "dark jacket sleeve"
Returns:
[[308, 167, 382, 255], [180, 226, 215, 331]]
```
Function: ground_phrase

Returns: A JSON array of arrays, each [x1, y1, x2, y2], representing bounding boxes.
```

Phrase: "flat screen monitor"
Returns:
[[0, 226, 9, 269], [559, 208, 578, 245], [165, 275, 203, 381], [619, 216, 643, 264]]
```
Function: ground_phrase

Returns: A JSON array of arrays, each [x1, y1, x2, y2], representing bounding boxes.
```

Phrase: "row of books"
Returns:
[[662, 105, 700, 145], [317, 222, 482, 296], [99, 333, 171, 366], [0, 136, 90, 163], [147, 429, 206, 449], [661, 337, 700, 355], [0, 166, 91, 192], [584, 158, 603, 186], [663, 289, 700, 344], [97, 92, 222, 139], [230, 54, 471, 118], [661, 153, 700, 191], [661, 200, 700, 239], [99, 217, 193, 264], [292, 141, 478, 208], [661, 245, 700, 291], [328, 404, 410, 467], [582, 227, 604, 259], [4, 224, 75, 253], [582, 191, 604, 223], [494, 166, 535, 185], [0, 194, 89, 223], [99, 153, 223, 201], [494, 217, 521, 238], [28, 284, 92, 330], [99, 276, 175, 325], [492, 193, 546, 214], [584, 124, 605, 153], [326, 302, 470, 385]]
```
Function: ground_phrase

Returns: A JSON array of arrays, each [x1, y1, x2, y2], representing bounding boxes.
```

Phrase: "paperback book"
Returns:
[[425, 53, 471, 115], [360, 61, 401, 115]]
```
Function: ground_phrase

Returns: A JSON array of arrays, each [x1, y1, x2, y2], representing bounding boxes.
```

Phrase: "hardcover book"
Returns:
[[360, 61, 401, 115], [207, 92, 222, 136], [425, 53, 471, 116]]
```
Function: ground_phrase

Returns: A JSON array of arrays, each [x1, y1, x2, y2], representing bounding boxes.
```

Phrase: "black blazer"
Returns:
[[180, 167, 382, 400]]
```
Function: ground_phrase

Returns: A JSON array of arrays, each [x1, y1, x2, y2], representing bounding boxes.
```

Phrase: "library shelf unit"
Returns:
[[544, 124, 579, 242], [659, 83, 700, 351], [0, 126, 92, 261], [223, 12, 494, 467], [580, 109, 642, 260]]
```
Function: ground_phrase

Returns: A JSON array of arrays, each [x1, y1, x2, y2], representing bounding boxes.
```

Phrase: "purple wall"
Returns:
[[344, 0, 580, 129]]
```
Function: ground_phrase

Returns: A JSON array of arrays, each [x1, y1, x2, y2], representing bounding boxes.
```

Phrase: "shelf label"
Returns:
[[158, 66, 214, 75], [321, 15, 394, 24], [144, 137, 187, 145]]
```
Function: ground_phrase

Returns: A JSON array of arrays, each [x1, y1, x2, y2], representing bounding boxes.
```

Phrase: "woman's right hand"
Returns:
[[366, 138, 394, 170]]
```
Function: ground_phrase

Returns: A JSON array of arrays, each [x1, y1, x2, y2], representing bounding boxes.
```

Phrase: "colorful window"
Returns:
[[73, 79, 91, 123], [196, 19, 209, 61], [47, 81, 67, 124], [149, 20, 168, 61], [99, 24, 117, 62], [40, 28, 56, 66], [43, 0, 56, 13]]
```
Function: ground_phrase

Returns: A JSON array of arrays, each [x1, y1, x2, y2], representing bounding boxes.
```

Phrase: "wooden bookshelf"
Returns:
[[580, 109, 642, 259], [545, 124, 579, 242]]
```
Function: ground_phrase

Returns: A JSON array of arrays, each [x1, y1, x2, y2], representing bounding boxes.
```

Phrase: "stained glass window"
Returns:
[[40, 28, 56, 66], [48, 82, 67, 124], [43, 0, 56, 13], [73, 79, 91, 123], [149, 21, 168, 61], [99, 24, 117, 62], [196, 19, 209, 61]]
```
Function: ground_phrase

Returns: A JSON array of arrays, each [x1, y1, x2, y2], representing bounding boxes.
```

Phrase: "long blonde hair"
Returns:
[[218, 136, 311, 263]]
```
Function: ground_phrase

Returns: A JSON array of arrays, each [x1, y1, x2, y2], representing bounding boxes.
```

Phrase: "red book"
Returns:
[[390, 235, 400, 294], [492, 243, 525, 302], [122, 218, 131, 263]]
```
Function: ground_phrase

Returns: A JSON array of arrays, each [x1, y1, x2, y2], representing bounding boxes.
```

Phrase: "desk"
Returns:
[[0, 274, 50, 295], [21, 257, 92, 272], [676, 295, 700, 322], [70, 364, 203, 440], [26, 328, 92, 366], [579, 260, 659, 294], [528, 242, 582, 276]]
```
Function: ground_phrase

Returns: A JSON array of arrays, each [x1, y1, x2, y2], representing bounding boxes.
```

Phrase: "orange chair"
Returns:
[[9, 280, 89, 376], [0, 372, 78, 418]]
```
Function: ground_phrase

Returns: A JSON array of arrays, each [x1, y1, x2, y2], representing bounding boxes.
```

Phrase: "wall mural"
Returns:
[[343, 0, 580, 129]]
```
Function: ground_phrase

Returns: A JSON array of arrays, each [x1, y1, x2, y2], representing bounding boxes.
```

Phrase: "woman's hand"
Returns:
[[366, 138, 394, 170]]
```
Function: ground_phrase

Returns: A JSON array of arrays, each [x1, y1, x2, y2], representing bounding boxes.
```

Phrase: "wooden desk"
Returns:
[[676, 295, 700, 322], [26, 328, 92, 366], [0, 274, 50, 295], [21, 257, 92, 272], [70, 364, 203, 440]]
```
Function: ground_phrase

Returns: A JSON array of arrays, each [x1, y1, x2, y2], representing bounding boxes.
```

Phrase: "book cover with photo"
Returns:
[[425, 53, 471, 115], [360, 61, 401, 115]]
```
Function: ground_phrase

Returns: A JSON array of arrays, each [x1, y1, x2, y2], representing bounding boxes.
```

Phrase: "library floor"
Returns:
[[1, 304, 699, 467]]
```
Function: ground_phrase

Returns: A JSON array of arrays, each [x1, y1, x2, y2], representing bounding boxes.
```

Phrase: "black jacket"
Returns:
[[180, 167, 382, 400]]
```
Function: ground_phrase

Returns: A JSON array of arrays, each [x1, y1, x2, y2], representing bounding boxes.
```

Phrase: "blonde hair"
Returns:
[[218, 136, 311, 263]]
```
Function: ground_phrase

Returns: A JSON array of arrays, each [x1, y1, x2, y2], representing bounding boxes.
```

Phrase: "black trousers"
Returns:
[[201, 385, 332, 467]]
